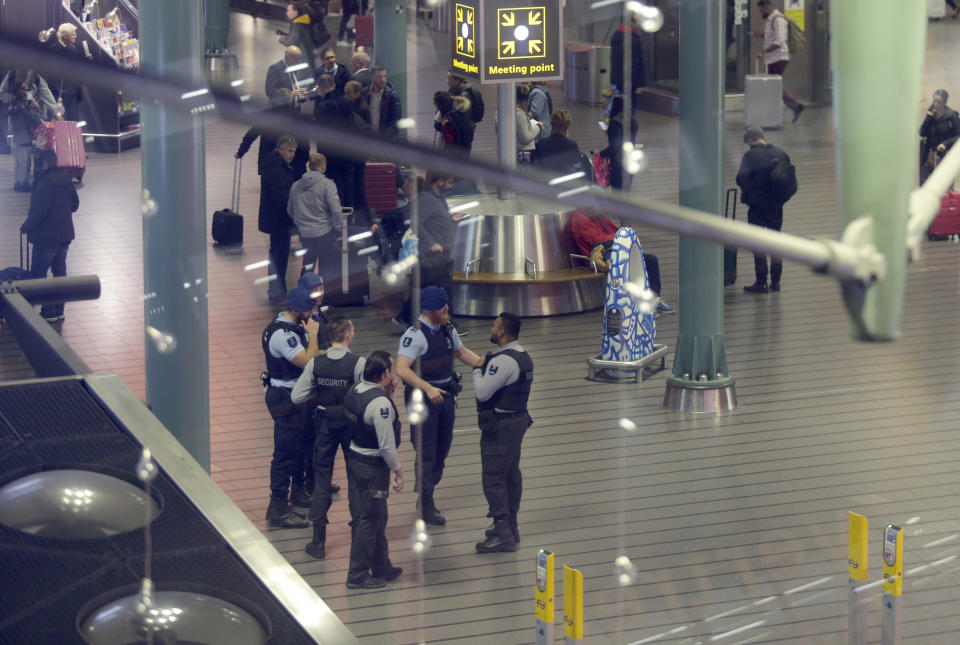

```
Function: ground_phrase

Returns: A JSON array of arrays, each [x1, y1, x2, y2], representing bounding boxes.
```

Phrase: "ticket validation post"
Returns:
[[563, 564, 583, 643], [881, 524, 903, 645], [848, 512, 868, 645], [535, 549, 555, 644]]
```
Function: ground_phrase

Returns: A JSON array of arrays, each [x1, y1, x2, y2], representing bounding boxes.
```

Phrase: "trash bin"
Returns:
[[564, 42, 611, 105]]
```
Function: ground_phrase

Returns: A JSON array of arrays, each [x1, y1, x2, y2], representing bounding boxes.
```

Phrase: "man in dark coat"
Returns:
[[48, 24, 92, 121], [259, 135, 301, 304], [362, 66, 403, 141], [610, 16, 646, 97], [736, 126, 792, 294], [534, 109, 584, 175], [20, 149, 80, 322], [265, 47, 313, 105], [315, 47, 352, 96], [236, 89, 310, 179]]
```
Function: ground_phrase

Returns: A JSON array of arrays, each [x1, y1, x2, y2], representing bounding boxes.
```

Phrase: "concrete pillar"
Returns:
[[662, 0, 736, 412], [140, 0, 211, 469], [831, 3, 925, 340], [374, 0, 408, 129]]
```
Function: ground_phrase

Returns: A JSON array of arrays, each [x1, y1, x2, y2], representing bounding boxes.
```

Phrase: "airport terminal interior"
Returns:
[[2, 1, 960, 643]]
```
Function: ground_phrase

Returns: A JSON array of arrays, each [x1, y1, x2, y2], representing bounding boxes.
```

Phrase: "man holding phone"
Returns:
[[343, 351, 404, 589]]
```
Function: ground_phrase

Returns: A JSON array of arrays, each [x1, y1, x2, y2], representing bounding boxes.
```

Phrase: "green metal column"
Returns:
[[204, 0, 231, 52], [140, 0, 211, 469], [832, 3, 925, 340], [662, 0, 736, 412], [374, 0, 408, 128]]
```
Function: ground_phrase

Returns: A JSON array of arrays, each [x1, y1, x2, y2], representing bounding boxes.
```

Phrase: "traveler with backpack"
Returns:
[[279, 2, 318, 75], [736, 126, 797, 294], [754, 0, 804, 123], [527, 81, 553, 143], [447, 69, 485, 124]]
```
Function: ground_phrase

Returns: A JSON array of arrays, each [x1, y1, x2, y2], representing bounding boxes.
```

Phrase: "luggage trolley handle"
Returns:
[[340, 206, 354, 294], [231, 157, 242, 213], [20, 231, 30, 274], [725, 187, 737, 220]]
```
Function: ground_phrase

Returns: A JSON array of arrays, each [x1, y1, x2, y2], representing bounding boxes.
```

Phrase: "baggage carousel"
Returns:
[[448, 194, 605, 317]]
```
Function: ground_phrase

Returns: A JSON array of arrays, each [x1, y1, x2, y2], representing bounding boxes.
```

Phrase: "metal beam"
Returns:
[[0, 291, 91, 377]]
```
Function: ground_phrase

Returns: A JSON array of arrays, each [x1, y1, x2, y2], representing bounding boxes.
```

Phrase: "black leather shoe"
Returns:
[[485, 521, 519, 543], [304, 541, 326, 559], [267, 510, 309, 529], [421, 505, 446, 526], [373, 565, 403, 581], [743, 282, 769, 294], [289, 489, 312, 507], [769, 282, 781, 292], [331, 483, 341, 494], [476, 520, 517, 553], [346, 576, 387, 589], [792, 104, 805, 123]]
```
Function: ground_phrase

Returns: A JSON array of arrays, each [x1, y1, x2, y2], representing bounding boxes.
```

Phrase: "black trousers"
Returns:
[[297, 410, 316, 492], [479, 413, 530, 519], [266, 387, 305, 500], [268, 230, 292, 299], [346, 454, 392, 582], [300, 231, 339, 292], [746, 205, 784, 284], [309, 416, 358, 525], [406, 386, 456, 497]]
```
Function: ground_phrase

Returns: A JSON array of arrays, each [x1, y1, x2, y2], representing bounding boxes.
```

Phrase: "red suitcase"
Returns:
[[355, 15, 374, 47], [928, 189, 960, 240], [52, 121, 86, 181], [364, 162, 397, 214]]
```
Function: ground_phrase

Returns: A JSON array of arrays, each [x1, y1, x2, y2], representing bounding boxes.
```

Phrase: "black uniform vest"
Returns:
[[477, 348, 534, 412], [344, 385, 401, 453], [262, 318, 308, 383], [418, 324, 455, 382], [312, 351, 361, 428]]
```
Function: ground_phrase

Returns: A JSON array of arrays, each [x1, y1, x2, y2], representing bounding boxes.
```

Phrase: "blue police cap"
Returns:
[[420, 285, 449, 311], [297, 272, 325, 297], [285, 287, 317, 312]]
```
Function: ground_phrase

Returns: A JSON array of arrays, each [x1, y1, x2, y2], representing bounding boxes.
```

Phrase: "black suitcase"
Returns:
[[324, 221, 370, 307], [724, 187, 737, 286], [212, 159, 244, 246], [0, 233, 31, 282]]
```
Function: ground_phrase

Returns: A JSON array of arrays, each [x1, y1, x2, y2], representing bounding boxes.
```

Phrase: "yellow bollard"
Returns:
[[563, 565, 583, 643], [848, 512, 868, 644]]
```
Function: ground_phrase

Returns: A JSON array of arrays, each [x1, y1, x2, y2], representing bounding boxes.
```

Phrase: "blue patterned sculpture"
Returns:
[[601, 227, 657, 371]]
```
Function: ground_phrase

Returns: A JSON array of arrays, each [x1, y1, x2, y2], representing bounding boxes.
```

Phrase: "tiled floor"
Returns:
[[3, 9, 960, 645]]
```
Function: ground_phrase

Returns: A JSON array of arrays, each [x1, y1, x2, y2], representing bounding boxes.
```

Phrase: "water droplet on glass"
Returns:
[[145, 325, 177, 354], [619, 417, 637, 432], [614, 555, 638, 586], [140, 189, 159, 217]]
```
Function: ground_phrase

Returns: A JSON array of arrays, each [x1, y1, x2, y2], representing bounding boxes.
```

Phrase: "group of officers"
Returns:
[[262, 277, 534, 589]]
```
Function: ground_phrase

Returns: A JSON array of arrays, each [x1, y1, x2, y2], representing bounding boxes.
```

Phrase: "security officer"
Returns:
[[473, 312, 533, 553], [396, 286, 481, 525], [262, 286, 321, 529], [292, 315, 365, 559], [293, 272, 333, 503], [343, 350, 404, 589]]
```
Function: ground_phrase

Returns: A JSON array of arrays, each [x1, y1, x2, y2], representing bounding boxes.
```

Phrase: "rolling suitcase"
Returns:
[[324, 219, 371, 306], [0, 233, 32, 282], [744, 61, 782, 130], [724, 187, 738, 285], [927, 189, 960, 240], [212, 158, 244, 246], [355, 15, 374, 47], [364, 162, 398, 214], [51, 121, 86, 181]]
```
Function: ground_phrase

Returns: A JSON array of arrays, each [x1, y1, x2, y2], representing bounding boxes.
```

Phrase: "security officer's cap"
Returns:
[[421, 285, 449, 311], [286, 287, 317, 312]]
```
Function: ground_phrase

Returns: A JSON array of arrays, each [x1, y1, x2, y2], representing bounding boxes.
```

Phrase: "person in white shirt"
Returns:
[[754, 0, 804, 122]]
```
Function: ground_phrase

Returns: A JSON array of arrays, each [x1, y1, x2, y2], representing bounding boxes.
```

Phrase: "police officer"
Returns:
[[292, 316, 365, 559], [294, 272, 333, 503], [262, 286, 321, 528], [473, 312, 533, 553], [343, 350, 404, 589], [396, 286, 481, 525]]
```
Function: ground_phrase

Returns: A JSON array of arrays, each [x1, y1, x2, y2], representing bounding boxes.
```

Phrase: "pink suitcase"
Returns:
[[928, 189, 960, 240], [355, 15, 374, 47], [364, 162, 397, 213], [52, 121, 86, 181]]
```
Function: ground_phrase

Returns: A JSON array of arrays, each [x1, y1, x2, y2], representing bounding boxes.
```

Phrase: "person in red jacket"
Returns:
[[570, 210, 673, 313]]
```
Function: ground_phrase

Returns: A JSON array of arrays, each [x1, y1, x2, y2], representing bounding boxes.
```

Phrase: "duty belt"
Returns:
[[494, 408, 525, 417]]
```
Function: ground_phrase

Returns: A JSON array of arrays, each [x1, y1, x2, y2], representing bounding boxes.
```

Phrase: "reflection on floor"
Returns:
[[1, 10, 960, 645]]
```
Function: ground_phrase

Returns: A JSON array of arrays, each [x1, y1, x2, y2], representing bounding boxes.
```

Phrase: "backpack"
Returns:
[[309, 10, 330, 47], [529, 85, 553, 123], [467, 87, 484, 123], [769, 157, 797, 205], [779, 14, 805, 54]]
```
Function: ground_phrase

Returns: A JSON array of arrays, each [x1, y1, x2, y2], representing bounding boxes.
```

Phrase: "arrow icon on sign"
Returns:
[[468, 40, 474, 53], [529, 39, 542, 53], [528, 10, 542, 25], [501, 11, 515, 26], [502, 41, 516, 55], [457, 36, 464, 50], [456, 7, 463, 22]]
